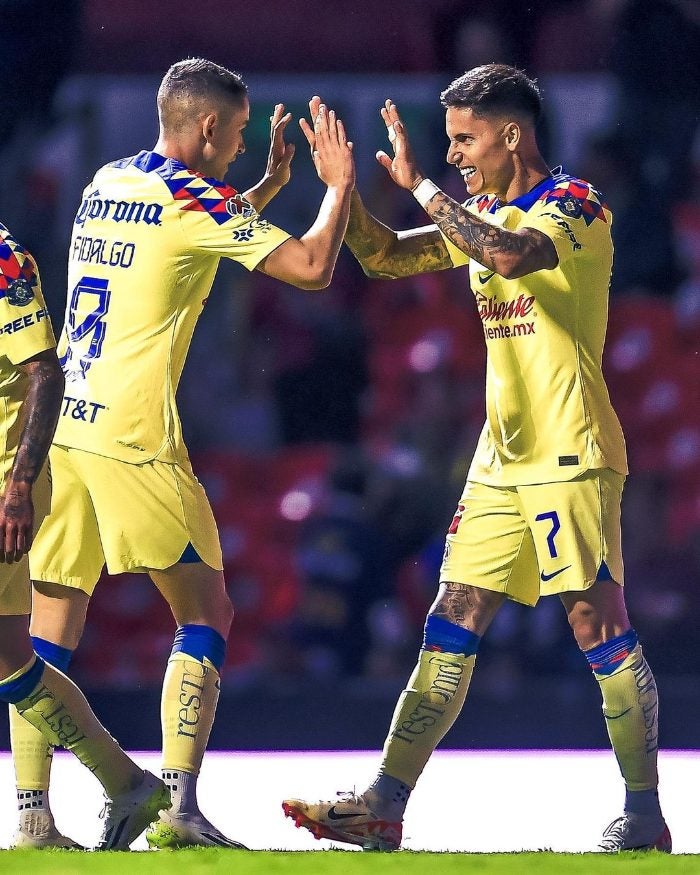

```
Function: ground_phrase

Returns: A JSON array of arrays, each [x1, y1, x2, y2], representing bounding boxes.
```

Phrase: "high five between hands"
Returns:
[[299, 96, 355, 190], [268, 97, 418, 194]]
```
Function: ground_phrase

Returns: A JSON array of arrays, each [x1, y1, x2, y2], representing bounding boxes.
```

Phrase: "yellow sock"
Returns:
[[161, 652, 220, 775], [14, 662, 141, 798], [595, 643, 659, 791], [381, 650, 475, 788], [9, 704, 53, 791]]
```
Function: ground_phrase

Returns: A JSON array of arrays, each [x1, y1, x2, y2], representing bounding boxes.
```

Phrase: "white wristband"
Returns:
[[412, 178, 441, 208]]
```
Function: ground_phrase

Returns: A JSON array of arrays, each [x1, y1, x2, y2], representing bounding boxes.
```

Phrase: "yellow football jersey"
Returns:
[[0, 223, 57, 480], [53, 151, 291, 463], [441, 170, 627, 486]]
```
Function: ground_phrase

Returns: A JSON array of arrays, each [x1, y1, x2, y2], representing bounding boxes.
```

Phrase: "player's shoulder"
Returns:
[[532, 168, 610, 226], [124, 152, 257, 226], [0, 221, 40, 307], [91, 151, 257, 227]]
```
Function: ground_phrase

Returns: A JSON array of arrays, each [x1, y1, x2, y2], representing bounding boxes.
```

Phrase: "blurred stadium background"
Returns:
[[0, 0, 699, 753]]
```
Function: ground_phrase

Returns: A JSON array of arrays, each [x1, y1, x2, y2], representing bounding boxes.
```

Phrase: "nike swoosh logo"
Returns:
[[540, 565, 572, 582], [327, 806, 363, 820], [477, 271, 496, 284]]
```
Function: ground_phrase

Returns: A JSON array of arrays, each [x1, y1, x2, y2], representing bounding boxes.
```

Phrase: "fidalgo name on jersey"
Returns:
[[72, 235, 136, 269]]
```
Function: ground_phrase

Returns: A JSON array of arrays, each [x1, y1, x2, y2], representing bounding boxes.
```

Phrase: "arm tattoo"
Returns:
[[345, 192, 452, 278], [429, 192, 542, 273], [10, 360, 64, 487]]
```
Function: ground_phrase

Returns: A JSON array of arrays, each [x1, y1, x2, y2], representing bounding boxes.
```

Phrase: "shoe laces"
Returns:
[[335, 789, 364, 807]]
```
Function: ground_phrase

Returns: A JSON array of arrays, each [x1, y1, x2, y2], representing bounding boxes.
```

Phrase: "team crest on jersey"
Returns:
[[6, 276, 35, 306], [225, 194, 255, 218], [555, 193, 582, 219], [538, 177, 608, 226], [0, 233, 38, 305]]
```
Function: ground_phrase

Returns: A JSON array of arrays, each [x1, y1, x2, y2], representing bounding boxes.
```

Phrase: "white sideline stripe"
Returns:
[[1, 750, 698, 853]]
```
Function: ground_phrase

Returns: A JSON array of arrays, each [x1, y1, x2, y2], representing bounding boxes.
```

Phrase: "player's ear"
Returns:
[[202, 112, 217, 144], [504, 121, 520, 151]]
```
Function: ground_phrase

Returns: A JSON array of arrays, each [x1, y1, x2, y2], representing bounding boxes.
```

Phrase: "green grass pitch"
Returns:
[[1, 849, 699, 874]]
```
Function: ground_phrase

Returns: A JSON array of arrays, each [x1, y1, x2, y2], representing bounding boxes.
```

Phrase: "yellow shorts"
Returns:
[[29, 445, 223, 594], [0, 463, 51, 615], [439, 469, 625, 607]]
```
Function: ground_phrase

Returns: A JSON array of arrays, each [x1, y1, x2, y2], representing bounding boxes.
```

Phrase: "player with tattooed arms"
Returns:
[[0, 223, 171, 850], [284, 65, 670, 854]]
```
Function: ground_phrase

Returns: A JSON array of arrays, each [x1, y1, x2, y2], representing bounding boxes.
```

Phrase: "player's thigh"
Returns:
[[29, 446, 105, 593], [0, 614, 34, 677], [148, 562, 232, 638], [439, 480, 541, 607], [29, 582, 90, 650], [0, 559, 32, 617], [76, 453, 223, 577], [516, 469, 625, 598]]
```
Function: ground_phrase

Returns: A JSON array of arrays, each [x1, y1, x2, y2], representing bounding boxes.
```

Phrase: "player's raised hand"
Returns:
[[300, 97, 355, 190], [376, 100, 425, 191], [264, 103, 296, 188]]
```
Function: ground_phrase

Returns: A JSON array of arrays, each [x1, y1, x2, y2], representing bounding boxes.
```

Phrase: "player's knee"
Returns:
[[567, 607, 603, 651], [218, 590, 234, 631], [430, 582, 503, 637], [566, 599, 630, 652], [196, 591, 233, 637]]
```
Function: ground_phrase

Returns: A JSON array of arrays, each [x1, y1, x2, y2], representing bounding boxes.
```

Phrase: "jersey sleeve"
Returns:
[[522, 179, 612, 267], [0, 233, 56, 364], [173, 178, 291, 270]]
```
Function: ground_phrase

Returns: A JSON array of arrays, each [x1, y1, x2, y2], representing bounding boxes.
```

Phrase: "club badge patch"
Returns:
[[6, 276, 36, 306], [225, 194, 255, 218], [555, 193, 582, 219]]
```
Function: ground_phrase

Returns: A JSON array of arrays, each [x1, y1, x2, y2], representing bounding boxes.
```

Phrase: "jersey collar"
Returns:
[[507, 169, 561, 212]]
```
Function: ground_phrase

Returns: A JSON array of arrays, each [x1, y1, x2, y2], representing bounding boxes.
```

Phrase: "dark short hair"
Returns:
[[440, 64, 542, 123], [158, 58, 247, 116]]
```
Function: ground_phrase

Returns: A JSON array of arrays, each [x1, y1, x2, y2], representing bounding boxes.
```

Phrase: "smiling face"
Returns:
[[445, 105, 519, 200]]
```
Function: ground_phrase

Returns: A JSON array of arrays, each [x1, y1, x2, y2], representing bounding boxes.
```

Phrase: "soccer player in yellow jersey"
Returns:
[[283, 66, 671, 853], [0, 222, 172, 850], [11, 58, 355, 849]]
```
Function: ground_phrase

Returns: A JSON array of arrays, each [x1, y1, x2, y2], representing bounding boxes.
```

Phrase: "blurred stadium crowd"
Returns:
[[1, 0, 699, 732]]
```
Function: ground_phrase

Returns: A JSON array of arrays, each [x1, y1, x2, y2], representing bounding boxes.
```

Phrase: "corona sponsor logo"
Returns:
[[75, 197, 163, 228]]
